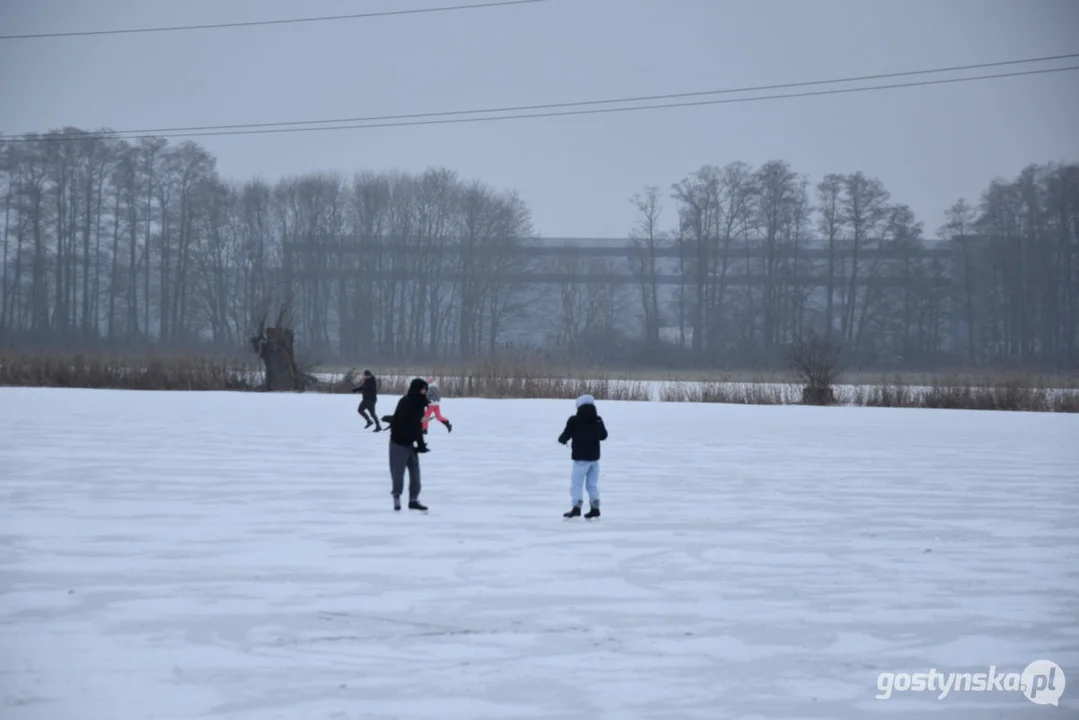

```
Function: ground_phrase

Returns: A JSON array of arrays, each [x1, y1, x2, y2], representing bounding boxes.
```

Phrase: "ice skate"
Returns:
[[392, 494, 401, 512], [442, 419, 452, 433], [408, 500, 428, 513], [584, 503, 600, 520], [563, 504, 581, 519]]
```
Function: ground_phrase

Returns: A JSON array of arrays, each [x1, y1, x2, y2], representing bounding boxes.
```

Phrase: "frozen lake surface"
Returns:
[[1, 388, 1077, 719]]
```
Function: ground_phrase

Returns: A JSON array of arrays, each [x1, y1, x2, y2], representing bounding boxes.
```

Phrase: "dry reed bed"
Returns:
[[2, 353, 1075, 411], [320, 367, 652, 402], [852, 379, 1079, 413], [0, 354, 652, 402], [0, 353, 259, 391], [656, 377, 1078, 412], [658, 380, 793, 404]]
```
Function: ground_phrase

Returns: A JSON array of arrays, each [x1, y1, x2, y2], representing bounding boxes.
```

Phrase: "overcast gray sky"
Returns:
[[2, 0, 1077, 239]]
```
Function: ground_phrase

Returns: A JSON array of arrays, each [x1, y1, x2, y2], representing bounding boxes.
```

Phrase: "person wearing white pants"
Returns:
[[570, 459, 600, 513], [558, 394, 608, 519]]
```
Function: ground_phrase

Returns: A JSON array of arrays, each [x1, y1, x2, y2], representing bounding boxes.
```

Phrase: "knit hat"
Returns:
[[576, 394, 595, 408]]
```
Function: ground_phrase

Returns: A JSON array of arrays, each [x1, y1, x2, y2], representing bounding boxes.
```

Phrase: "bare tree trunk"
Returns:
[[816, 174, 843, 340], [629, 186, 665, 354], [107, 189, 121, 340], [0, 173, 12, 334]]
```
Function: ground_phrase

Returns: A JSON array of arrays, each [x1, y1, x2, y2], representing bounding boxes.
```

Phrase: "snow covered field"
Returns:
[[1, 387, 1077, 719]]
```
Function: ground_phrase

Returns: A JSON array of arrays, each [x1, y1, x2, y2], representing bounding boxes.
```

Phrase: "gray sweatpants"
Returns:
[[389, 441, 421, 500]]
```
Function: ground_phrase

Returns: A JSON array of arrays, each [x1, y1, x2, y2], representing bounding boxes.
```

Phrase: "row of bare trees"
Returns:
[[623, 160, 1078, 369], [2, 127, 1075, 369], [622, 161, 938, 366], [0, 129, 533, 360], [939, 165, 1078, 366], [1, 130, 238, 346], [280, 168, 533, 359]]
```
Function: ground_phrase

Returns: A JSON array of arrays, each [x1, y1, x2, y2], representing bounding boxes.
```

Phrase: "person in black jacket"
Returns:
[[558, 394, 608, 519], [352, 369, 381, 432], [387, 378, 430, 512]]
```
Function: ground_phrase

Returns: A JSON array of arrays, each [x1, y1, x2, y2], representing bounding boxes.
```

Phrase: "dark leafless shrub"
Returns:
[[787, 333, 843, 405]]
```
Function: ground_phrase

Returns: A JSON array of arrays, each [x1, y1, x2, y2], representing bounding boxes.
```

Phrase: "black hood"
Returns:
[[576, 402, 598, 422], [408, 378, 429, 395]]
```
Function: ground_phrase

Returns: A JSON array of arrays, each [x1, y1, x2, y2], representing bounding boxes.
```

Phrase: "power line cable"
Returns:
[[15, 52, 1079, 140], [0, 0, 546, 40], [3, 64, 1076, 144]]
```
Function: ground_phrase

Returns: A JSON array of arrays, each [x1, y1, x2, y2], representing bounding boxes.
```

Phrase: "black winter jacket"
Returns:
[[353, 375, 378, 403], [389, 378, 429, 449], [558, 402, 608, 461]]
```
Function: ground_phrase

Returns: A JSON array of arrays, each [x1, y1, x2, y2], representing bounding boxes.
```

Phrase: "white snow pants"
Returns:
[[570, 460, 599, 507]]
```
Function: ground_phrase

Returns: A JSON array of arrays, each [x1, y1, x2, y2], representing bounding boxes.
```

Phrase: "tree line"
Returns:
[[1, 127, 1075, 370], [626, 160, 1077, 369]]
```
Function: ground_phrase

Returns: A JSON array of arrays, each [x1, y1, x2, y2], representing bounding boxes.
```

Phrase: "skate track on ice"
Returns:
[[1, 387, 1077, 719]]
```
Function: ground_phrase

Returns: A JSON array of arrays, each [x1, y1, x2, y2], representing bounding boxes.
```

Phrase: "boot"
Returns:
[[408, 500, 428, 513], [363, 418, 373, 429], [392, 494, 401, 512], [442, 419, 452, 433], [563, 504, 581, 518], [584, 503, 600, 520]]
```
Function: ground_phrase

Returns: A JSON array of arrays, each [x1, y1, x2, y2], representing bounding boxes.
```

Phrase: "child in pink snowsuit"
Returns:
[[422, 378, 452, 433]]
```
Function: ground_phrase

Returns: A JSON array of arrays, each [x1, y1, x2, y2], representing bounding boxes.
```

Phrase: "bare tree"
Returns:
[[671, 165, 723, 359], [940, 198, 978, 362], [839, 172, 891, 350], [816, 173, 844, 341], [628, 186, 666, 354], [753, 159, 804, 355]]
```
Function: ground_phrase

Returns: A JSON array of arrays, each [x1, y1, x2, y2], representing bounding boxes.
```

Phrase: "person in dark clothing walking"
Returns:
[[558, 394, 608, 519], [388, 377, 430, 512], [352, 369, 381, 431]]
